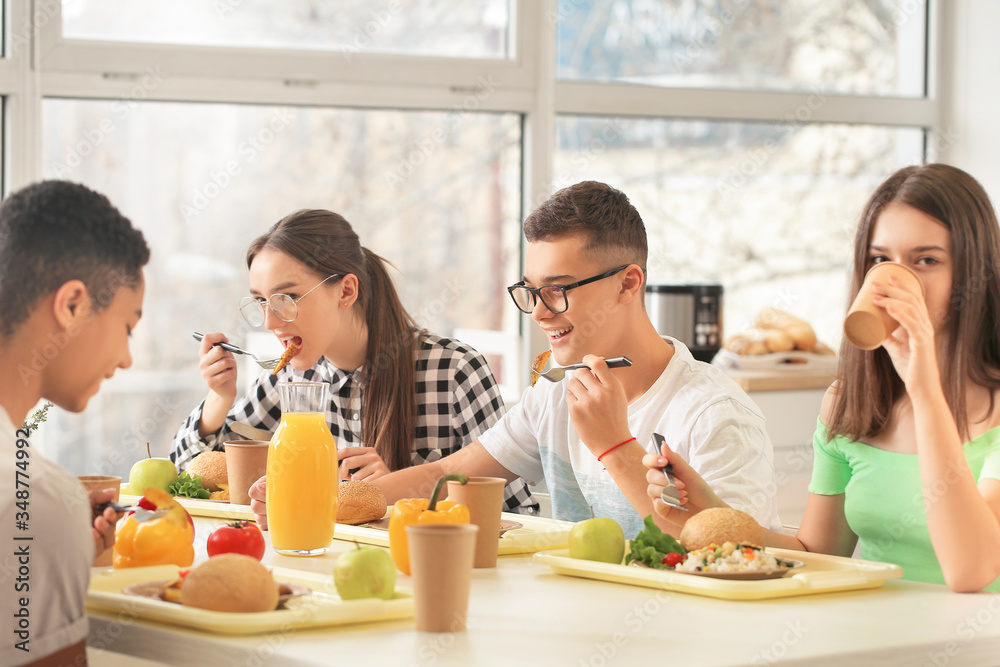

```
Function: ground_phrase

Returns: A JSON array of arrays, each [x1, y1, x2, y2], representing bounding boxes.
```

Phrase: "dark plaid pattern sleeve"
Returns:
[[413, 332, 538, 515], [170, 331, 539, 515]]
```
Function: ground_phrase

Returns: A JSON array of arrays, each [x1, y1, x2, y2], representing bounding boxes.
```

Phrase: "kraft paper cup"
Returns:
[[223, 440, 270, 505], [844, 262, 924, 350], [406, 523, 479, 633], [77, 475, 121, 567], [446, 477, 506, 568]]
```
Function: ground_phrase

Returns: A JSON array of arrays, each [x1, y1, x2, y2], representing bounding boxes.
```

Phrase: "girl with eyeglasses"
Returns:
[[170, 209, 537, 520]]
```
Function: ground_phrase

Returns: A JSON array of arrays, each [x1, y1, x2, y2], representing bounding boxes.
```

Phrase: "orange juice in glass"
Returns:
[[267, 381, 338, 556]]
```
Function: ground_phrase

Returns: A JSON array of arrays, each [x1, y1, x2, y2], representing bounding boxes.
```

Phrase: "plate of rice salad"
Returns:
[[673, 542, 804, 580]]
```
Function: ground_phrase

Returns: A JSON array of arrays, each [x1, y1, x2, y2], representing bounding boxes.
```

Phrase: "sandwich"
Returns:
[[337, 480, 388, 525], [185, 451, 228, 497], [679, 507, 765, 551]]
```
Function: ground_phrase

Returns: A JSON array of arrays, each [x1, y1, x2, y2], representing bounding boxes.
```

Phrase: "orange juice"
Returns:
[[266, 409, 338, 556]]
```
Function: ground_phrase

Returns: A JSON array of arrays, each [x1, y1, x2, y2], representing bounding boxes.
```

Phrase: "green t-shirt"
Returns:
[[809, 419, 1000, 591]]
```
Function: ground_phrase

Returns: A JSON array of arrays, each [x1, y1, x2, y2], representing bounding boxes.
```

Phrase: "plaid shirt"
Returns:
[[171, 331, 538, 514]]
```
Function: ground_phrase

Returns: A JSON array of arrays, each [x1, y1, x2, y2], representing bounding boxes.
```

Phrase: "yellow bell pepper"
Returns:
[[388, 474, 470, 575], [112, 488, 195, 569]]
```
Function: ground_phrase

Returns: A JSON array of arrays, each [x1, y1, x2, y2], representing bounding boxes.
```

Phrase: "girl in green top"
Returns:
[[644, 163, 1000, 593]]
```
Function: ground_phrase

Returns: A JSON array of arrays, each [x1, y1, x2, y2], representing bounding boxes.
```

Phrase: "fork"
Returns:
[[192, 332, 281, 370], [532, 356, 632, 382]]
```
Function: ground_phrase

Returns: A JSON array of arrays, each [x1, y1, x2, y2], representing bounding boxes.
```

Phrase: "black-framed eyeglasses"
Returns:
[[507, 265, 635, 314], [239, 274, 341, 327]]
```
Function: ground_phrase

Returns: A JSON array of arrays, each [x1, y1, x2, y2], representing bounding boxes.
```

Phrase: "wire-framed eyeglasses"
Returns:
[[506, 265, 632, 314], [239, 274, 341, 327]]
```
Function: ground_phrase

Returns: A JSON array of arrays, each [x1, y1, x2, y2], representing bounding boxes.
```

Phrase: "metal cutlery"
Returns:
[[93, 501, 168, 522], [532, 355, 632, 382], [192, 331, 281, 370], [653, 432, 689, 512]]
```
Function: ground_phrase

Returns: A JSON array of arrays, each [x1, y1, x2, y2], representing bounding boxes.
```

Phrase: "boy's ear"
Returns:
[[52, 280, 92, 329], [618, 265, 645, 303], [338, 273, 360, 309]]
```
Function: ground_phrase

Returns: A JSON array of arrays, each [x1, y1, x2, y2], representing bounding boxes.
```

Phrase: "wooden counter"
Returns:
[[726, 369, 835, 392]]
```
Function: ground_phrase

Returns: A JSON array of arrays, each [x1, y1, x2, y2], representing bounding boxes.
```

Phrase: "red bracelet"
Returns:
[[597, 436, 636, 462]]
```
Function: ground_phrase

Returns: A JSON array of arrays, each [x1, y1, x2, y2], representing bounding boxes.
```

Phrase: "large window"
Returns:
[[62, 0, 510, 58], [557, 0, 927, 96], [3, 0, 938, 478], [42, 99, 522, 471], [555, 116, 923, 346]]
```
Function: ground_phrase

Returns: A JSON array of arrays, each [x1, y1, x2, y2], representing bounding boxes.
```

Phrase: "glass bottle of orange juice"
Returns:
[[267, 381, 338, 556]]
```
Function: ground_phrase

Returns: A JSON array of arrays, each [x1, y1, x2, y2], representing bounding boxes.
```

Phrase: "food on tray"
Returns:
[[334, 544, 397, 600], [675, 542, 794, 574], [210, 489, 230, 501], [389, 474, 470, 575], [568, 517, 625, 564], [180, 553, 279, 613], [113, 488, 195, 569], [272, 341, 300, 375], [184, 451, 228, 492], [337, 480, 388, 525], [207, 521, 266, 561], [724, 308, 833, 357], [679, 507, 765, 551], [168, 471, 211, 499], [625, 515, 686, 569], [128, 442, 178, 495], [529, 350, 552, 387]]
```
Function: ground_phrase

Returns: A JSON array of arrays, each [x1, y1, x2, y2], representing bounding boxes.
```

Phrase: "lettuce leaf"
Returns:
[[169, 471, 211, 499], [625, 515, 685, 569]]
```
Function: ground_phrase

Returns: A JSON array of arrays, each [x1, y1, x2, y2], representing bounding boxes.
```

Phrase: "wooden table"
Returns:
[[87, 516, 1000, 667]]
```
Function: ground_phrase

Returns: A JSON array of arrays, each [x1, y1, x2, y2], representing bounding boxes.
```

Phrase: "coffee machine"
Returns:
[[644, 284, 723, 362]]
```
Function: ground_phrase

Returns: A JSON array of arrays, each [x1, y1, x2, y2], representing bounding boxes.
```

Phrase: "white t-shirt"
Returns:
[[1, 407, 92, 666], [480, 337, 781, 538]]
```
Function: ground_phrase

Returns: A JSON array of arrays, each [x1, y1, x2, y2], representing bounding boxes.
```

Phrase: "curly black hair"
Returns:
[[0, 180, 150, 340]]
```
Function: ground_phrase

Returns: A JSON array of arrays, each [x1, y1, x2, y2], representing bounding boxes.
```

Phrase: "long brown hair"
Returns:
[[247, 209, 419, 470], [828, 164, 1000, 442]]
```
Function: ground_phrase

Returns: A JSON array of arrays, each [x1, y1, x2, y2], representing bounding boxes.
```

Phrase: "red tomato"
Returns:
[[662, 552, 684, 568], [207, 521, 266, 560]]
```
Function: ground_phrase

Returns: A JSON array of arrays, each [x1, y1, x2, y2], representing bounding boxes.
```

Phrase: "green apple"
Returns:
[[334, 545, 396, 600], [129, 443, 178, 496], [568, 517, 625, 564]]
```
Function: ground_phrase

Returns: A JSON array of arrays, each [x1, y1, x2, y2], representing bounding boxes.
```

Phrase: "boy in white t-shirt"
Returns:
[[0, 181, 149, 666], [378, 181, 779, 536]]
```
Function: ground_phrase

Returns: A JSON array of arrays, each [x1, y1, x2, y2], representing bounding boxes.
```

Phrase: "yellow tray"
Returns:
[[533, 547, 903, 601], [120, 486, 254, 521], [87, 564, 413, 634], [337, 512, 574, 555]]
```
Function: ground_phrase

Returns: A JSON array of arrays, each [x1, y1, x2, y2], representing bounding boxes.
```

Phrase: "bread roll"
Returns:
[[180, 553, 278, 613], [754, 308, 818, 351], [337, 480, 388, 525], [679, 508, 765, 550], [185, 451, 228, 492], [724, 331, 768, 355], [762, 329, 795, 353]]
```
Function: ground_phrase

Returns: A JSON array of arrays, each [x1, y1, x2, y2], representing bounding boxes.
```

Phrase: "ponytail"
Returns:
[[359, 247, 419, 471]]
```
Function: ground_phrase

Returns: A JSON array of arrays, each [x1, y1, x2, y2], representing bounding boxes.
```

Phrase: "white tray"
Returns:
[[713, 348, 839, 373]]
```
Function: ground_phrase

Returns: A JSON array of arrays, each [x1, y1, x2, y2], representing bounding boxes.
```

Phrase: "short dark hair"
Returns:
[[0, 180, 150, 340], [523, 181, 648, 268]]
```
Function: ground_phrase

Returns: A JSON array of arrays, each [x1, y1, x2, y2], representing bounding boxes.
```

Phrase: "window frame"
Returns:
[[8, 0, 945, 360]]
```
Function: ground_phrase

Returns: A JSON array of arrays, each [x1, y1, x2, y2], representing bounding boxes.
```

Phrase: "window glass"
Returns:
[[61, 0, 510, 58], [557, 0, 927, 96], [42, 99, 521, 474], [554, 115, 924, 350]]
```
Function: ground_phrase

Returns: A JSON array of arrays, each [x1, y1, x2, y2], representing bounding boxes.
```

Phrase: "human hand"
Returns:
[[642, 439, 725, 525], [871, 274, 938, 389], [565, 354, 631, 457], [338, 447, 391, 481], [248, 475, 268, 529], [198, 331, 238, 403], [89, 488, 120, 558]]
